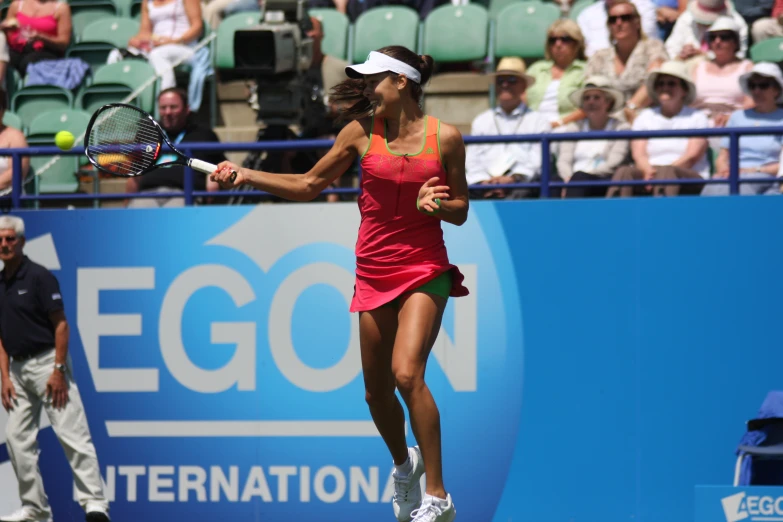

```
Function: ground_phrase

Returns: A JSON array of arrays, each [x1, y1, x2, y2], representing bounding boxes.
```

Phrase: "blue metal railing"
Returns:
[[2, 125, 781, 209]]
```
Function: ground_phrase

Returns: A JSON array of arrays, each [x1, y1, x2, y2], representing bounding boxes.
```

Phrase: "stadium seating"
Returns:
[[421, 4, 490, 63], [24, 109, 91, 195], [750, 37, 783, 63], [351, 6, 419, 64], [76, 59, 158, 114], [70, 0, 120, 42], [66, 17, 140, 74], [495, 1, 560, 59], [2, 111, 23, 131], [11, 86, 74, 132], [215, 11, 263, 70], [568, 0, 594, 20], [309, 8, 350, 61]]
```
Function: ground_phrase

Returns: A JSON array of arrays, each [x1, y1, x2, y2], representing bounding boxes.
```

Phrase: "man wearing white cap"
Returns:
[[465, 57, 551, 198], [665, 0, 748, 62]]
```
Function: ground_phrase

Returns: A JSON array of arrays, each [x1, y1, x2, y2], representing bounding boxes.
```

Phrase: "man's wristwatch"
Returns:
[[626, 102, 639, 112], [54, 363, 66, 374]]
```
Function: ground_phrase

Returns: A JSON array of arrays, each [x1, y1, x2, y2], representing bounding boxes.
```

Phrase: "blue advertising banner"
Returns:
[[0, 197, 781, 522], [696, 486, 783, 522]]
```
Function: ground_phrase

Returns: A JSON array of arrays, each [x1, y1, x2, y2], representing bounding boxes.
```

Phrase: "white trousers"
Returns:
[[147, 43, 195, 91], [5, 349, 108, 517]]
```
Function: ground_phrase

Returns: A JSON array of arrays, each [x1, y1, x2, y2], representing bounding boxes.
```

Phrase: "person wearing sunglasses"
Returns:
[[701, 62, 783, 196], [691, 16, 753, 129], [465, 57, 551, 199], [585, 0, 668, 124], [665, 0, 748, 65], [0, 215, 111, 522], [525, 19, 587, 129], [577, 0, 659, 58], [608, 61, 709, 197]]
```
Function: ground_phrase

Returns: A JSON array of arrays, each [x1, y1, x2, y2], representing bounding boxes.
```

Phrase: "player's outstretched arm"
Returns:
[[211, 120, 368, 202]]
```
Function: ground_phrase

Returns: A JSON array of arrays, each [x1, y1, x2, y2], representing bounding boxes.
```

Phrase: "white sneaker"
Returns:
[[411, 494, 457, 522], [392, 446, 425, 522], [0, 507, 52, 522]]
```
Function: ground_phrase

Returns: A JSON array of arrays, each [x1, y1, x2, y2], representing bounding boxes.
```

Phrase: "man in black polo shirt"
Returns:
[[0, 216, 110, 522], [125, 87, 226, 207]]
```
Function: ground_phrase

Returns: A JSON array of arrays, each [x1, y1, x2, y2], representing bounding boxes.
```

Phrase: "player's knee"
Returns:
[[393, 369, 424, 397], [365, 385, 394, 408]]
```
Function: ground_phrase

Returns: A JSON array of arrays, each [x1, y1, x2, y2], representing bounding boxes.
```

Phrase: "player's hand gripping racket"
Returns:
[[84, 103, 236, 182]]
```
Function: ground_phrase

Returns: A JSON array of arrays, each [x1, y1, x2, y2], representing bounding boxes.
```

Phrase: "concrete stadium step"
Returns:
[[423, 72, 491, 136]]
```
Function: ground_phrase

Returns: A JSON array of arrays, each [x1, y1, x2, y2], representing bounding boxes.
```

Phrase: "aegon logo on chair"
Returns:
[[723, 492, 783, 522]]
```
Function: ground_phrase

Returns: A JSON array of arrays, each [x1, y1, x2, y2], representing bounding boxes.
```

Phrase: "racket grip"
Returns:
[[189, 159, 237, 183]]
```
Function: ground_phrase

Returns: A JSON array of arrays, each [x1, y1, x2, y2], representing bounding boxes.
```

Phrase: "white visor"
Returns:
[[345, 51, 422, 83]]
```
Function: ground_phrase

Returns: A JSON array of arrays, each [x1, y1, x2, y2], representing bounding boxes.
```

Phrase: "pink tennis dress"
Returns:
[[349, 115, 469, 313]]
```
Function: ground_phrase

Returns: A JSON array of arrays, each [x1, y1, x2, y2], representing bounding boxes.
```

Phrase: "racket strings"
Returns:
[[87, 106, 162, 176]]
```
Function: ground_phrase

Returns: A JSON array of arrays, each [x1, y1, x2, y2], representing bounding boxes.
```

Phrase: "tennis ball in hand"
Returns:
[[55, 131, 75, 151]]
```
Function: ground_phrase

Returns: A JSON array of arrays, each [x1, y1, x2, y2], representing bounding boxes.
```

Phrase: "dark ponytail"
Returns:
[[330, 46, 436, 121]]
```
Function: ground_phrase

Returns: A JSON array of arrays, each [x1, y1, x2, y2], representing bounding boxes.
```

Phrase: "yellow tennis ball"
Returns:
[[55, 131, 75, 151]]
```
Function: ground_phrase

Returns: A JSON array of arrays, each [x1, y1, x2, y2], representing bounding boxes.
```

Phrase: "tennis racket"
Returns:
[[84, 103, 236, 182]]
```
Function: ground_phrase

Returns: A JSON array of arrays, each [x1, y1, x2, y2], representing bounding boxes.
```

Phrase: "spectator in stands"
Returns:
[[750, 0, 783, 43], [585, 0, 668, 123], [558, 76, 631, 198], [125, 0, 203, 91], [525, 19, 587, 128], [0, 88, 29, 192], [125, 88, 225, 207], [608, 61, 709, 197], [465, 57, 550, 199], [734, 0, 775, 42], [0, 0, 72, 78], [665, 0, 748, 64], [655, 0, 686, 40], [701, 62, 783, 196], [690, 16, 754, 128], [578, 0, 659, 58]]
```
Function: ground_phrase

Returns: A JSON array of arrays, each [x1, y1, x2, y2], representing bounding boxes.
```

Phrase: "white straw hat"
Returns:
[[739, 62, 783, 102], [645, 61, 698, 105], [568, 75, 625, 110]]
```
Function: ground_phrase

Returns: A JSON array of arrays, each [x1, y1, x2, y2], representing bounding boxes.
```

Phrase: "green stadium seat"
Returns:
[[11, 86, 73, 131], [70, 2, 119, 42], [2, 111, 23, 131], [488, 0, 541, 19], [68, 18, 139, 76], [495, 2, 560, 59], [568, 0, 595, 20], [215, 11, 263, 70], [29, 154, 80, 194], [750, 37, 783, 63], [421, 4, 489, 63], [309, 8, 350, 61], [76, 59, 157, 114], [80, 17, 139, 47], [27, 109, 91, 140], [351, 6, 419, 64]]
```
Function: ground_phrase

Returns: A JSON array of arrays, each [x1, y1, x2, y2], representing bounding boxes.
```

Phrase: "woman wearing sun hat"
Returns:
[[557, 76, 632, 198], [701, 61, 783, 196], [665, 0, 748, 63], [607, 60, 710, 197], [691, 16, 754, 128]]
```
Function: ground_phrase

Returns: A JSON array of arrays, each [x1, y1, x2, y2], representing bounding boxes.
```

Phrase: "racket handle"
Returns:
[[189, 159, 237, 183]]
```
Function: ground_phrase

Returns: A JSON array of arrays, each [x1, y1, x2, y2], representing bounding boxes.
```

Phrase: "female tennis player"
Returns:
[[211, 45, 468, 522]]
